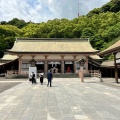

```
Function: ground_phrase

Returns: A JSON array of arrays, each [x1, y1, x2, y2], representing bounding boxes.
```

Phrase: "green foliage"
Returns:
[[7, 18, 27, 28], [0, 25, 21, 52], [102, 36, 120, 51], [81, 28, 94, 38], [101, 36, 120, 60], [87, 8, 101, 17], [87, 0, 120, 17], [22, 23, 39, 37], [101, 0, 120, 13], [0, 21, 7, 25]]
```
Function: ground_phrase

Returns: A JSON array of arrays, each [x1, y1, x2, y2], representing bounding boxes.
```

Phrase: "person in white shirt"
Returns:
[[39, 72, 44, 85]]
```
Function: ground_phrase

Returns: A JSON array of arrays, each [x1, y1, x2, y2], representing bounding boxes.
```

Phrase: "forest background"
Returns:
[[0, 0, 120, 59]]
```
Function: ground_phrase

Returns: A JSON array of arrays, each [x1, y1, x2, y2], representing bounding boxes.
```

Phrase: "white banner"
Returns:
[[29, 67, 37, 79]]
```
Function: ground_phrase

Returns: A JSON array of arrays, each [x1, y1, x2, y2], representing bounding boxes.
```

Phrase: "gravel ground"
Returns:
[[0, 77, 28, 81], [0, 77, 27, 93]]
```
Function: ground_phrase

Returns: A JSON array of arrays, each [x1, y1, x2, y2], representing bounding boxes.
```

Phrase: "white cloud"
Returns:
[[0, 0, 110, 23]]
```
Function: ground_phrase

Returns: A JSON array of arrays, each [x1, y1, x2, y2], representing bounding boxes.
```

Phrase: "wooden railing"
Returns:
[[88, 70, 102, 82], [7, 70, 18, 74], [7, 70, 28, 75]]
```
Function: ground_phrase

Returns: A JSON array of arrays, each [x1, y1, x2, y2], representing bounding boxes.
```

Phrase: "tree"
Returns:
[[0, 21, 7, 25], [8, 18, 27, 28], [81, 28, 94, 38], [0, 25, 21, 52], [87, 8, 101, 17]]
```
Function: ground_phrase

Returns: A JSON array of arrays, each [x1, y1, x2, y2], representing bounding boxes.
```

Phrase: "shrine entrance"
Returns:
[[64, 61, 74, 73], [36, 62, 44, 73], [48, 62, 61, 73]]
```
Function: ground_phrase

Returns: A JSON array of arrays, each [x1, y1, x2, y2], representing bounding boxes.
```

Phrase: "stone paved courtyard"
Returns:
[[0, 78, 120, 120]]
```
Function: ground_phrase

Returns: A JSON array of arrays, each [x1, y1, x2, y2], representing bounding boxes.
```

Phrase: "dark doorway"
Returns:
[[36, 62, 44, 73], [64, 61, 74, 73], [48, 62, 61, 73]]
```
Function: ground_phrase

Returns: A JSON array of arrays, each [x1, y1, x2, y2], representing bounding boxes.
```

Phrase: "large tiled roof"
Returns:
[[101, 60, 114, 67], [0, 54, 18, 66], [89, 55, 103, 60], [1, 54, 18, 61], [0, 62, 5, 66], [8, 38, 99, 54], [99, 40, 120, 56]]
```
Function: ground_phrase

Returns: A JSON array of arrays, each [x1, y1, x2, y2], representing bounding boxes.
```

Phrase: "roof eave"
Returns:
[[99, 46, 120, 56], [100, 65, 114, 68], [8, 51, 99, 54]]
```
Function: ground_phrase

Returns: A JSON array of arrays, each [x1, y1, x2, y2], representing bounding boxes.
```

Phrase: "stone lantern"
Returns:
[[77, 58, 86, 82]]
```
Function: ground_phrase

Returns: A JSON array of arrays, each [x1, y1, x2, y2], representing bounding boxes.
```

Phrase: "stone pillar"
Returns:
[[18, 55, 22, 74], [61, 55, 65, 74], [78, 58, 86, 82], [44, 55, 48, 74], [80, 66, 84, 82]]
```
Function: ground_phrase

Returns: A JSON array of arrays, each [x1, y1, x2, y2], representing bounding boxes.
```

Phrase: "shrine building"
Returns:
[[8, 38, 99, 74]]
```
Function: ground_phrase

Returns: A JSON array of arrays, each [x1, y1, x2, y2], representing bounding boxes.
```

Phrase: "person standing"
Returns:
[[47, 70, 53, 87], [29, 73, 32, 81], [39, 72, 44, 85], [31, 72, 36, 84]]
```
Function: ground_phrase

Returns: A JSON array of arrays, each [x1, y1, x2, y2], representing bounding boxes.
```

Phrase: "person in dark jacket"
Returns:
[[31, 72, 36, 84], [47, 70, 53, 87]]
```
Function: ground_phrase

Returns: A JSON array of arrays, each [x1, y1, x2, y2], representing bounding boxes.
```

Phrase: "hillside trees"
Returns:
[[7, 18, 27, 28], [87, 0, 120, 17], [0, 11, 119, 51], [101, 0, 120, 13], [87, 12, 120, 49], [0, 11, 119, 53], [22, 23, 40, 37], [0, 25, 22, 51]]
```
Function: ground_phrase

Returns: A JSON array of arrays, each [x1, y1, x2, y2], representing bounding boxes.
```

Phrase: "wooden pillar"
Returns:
[[86, 56, 88, 73], [18, 55, 22, 74], [61, 55, 65, 74], [73, 55, 77, 74], [74, 61, 76, 74], [45, 61, 48, 74], [114, 53, 118, 83], [44, 55, 48, 74]]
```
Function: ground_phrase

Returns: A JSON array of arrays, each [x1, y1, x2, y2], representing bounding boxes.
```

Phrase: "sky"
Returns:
[[0, 0, 111, 23]]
